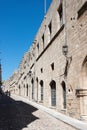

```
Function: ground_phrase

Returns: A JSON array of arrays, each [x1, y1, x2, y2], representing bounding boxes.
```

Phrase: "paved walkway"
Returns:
[[0, 94, 38, 130], [11, 94, 87, 130]]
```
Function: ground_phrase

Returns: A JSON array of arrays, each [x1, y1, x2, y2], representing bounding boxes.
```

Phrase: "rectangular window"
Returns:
[[41, 86, 43, 101], [51, 63, 54, 71], [41, 68, 43, 73], [58, 3, 63, 26], [48, 22, 52, 39], [37, 43, 39, 55], [48, 22, 52, 36], [42, 34, 44, 49]]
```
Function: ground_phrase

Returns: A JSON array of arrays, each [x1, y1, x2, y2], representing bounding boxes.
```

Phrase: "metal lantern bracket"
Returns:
[[62, 45, 72, 78], [62, 45, 72, 61]]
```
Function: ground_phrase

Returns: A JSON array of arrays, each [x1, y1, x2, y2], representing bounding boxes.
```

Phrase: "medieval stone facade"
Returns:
[[3, 0, 87, 122]]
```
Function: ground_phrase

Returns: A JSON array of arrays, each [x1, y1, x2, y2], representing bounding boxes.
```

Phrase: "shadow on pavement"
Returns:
[[0, 93, 39, 130]]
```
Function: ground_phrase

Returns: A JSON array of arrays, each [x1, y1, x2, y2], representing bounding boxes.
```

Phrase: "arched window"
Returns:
[[61, 81, 66, 109], [40, 80, 44, 101], [50, 80, 56, 106]]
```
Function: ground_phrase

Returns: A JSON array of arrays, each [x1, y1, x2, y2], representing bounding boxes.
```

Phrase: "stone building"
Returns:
[[3, 0, 87, 122]]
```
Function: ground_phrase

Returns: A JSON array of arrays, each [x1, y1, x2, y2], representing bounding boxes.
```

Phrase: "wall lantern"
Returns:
[[62, 45, 68, 56], [62, 45, 72, 61]]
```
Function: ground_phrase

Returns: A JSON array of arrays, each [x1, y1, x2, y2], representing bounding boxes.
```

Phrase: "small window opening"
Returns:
[[37, 43, 39, 55], [68, 89, 70, 92], [48, 22, 52, 35], [41, 68, 43, 73], [51, 63, 54, 70], [42, 34, 44, 49], [58, 3, 63, 26]]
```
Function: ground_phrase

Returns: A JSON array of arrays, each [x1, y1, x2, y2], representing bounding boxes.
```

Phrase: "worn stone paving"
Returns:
[[22, 110, 77, 130], [0, 94, 77, 130], [0, 94, 38, 130]]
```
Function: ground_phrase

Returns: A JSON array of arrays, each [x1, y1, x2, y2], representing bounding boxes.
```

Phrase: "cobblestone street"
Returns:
[[0, 94, 38, 130], [24, 109, 76, 130], [0, 94, 78, 130]]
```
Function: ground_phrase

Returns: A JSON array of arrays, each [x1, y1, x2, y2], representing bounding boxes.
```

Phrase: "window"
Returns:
[[41, 68, 43, 73], [48, 21, 52, 39], [37, 43, 39, 55], [42, 34, 44, 49], [58, 3, 63, 26], [51, 63, 54, 71]]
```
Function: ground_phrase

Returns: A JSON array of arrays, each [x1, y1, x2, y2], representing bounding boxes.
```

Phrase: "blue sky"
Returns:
[[0, 0, 52, 81]]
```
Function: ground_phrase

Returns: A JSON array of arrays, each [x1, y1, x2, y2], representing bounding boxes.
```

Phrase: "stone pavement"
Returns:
[[11, 94, 87, 130], [0, 94, 38, 130]]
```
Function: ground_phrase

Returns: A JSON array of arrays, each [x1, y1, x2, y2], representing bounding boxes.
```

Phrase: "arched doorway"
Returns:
[[80, 56, 87, 121], [31, 78, 34, 100], [24, 84, 25, 96], [19, 85, 21, 96], [61, 81, 66, 109], [26, 84, 28, 97], [40, 80, 44, 102], [36, 78, 38, 101], [50, 80, 56, 107]]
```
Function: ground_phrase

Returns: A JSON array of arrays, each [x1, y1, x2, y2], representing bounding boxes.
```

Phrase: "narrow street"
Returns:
[[0, 94, 78, 130], [0, 94, 38, 130]]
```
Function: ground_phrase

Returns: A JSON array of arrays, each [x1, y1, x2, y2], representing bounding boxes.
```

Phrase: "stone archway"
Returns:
[[80, 56, 87, 121]]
